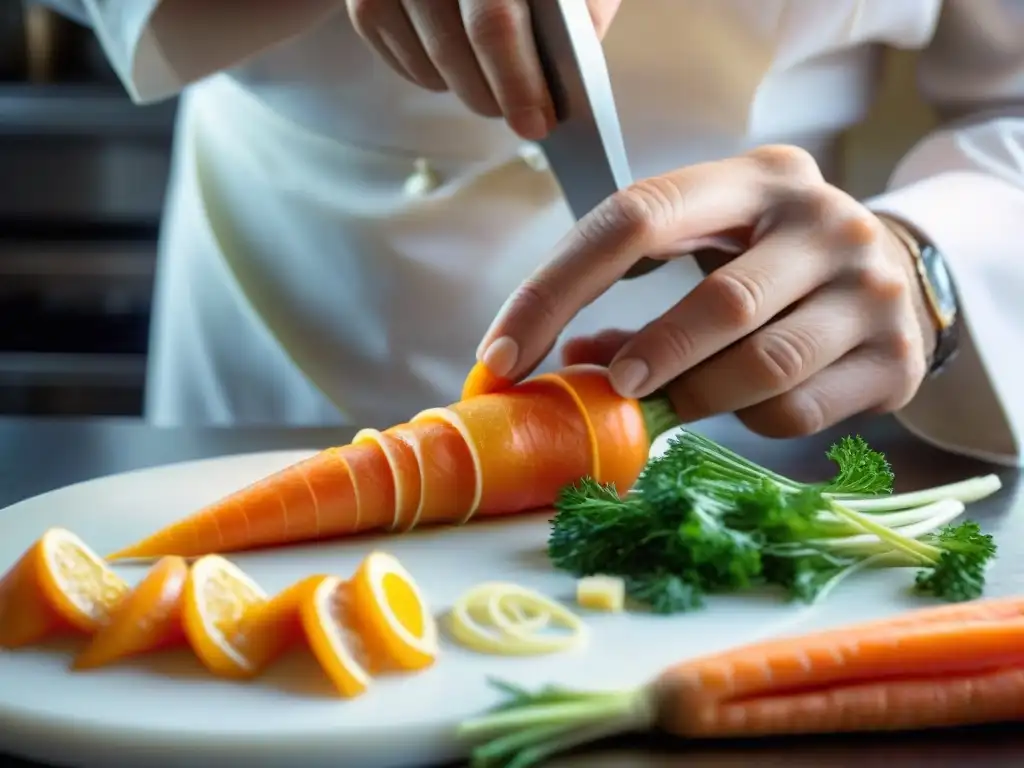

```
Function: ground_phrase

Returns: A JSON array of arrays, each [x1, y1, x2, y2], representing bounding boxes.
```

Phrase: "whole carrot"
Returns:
[[459, 595, 1024, 768], [107, 364, 669, 560]]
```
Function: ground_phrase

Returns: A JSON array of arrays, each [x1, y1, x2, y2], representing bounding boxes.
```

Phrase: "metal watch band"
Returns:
[[877, 214, 961, 377]]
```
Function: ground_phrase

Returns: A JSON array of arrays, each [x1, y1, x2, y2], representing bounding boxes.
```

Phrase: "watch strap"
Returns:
[[878, 214, 961, 377]]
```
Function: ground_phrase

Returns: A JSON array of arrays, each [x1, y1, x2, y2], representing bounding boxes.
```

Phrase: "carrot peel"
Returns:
[[460, 597, 1024, 767]]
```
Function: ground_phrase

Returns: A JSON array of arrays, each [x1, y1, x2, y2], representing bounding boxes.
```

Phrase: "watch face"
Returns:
[[922, 244, 958, 328]]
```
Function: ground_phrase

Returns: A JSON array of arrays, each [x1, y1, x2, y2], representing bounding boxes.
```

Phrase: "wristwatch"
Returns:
[[877, 213, 961, 377]]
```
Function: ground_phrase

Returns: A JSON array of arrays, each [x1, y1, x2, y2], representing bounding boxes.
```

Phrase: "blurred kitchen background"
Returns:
[[0, 1, 176, 418], [0, 1, 937, 420]]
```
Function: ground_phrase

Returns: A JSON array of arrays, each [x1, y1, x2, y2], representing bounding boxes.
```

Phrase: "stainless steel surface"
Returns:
[[0, 413, 1020, 766], [529, 0, 662, 278]]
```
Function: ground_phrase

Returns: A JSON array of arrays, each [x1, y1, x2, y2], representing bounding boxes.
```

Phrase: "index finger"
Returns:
[[476, 155, 776, 382]]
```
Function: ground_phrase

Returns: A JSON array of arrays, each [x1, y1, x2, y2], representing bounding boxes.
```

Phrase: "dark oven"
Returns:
[[0, 1, 177, 416]]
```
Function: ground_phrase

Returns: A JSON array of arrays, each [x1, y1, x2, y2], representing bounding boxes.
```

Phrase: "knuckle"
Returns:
[[595, 182, 671, 245], [834, 213, 886, 250], [702, 270, 762, 328], [800, 185, 850, 224], [510, 278, 560, 327], [420, 29, 463, 68], [884, 330, 927, 404], [746, 144, 823, 183], [647, 318, 698, 364], [749, 328, 812, 389], [853, 259, 908, 303], [464, 1, 525, 46]]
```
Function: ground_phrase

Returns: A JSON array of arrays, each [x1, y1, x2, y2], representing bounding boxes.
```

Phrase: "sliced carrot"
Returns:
[[353, 428, 420, 531], [107, 450, 354, 559], [228, 574, 326, 674], [347, 551, 438, 672], [388, 417, 477, 530], [537, 364, 650, 492], [181, 555, 270, 679], [0, 528, 129, 648], [421, 380, 593, 520], [107, 365, 660, 558], [299, 575, 373, 698], [334, 442, 397, 534], [461, 360, 513, 400], [72, 555, 189, 670]]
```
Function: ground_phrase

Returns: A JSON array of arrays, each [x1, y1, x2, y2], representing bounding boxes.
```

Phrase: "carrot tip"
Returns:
[[461, 361, 513, 400]]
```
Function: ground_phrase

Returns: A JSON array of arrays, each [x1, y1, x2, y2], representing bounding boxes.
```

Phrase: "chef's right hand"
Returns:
[[346, 0, 622, 140]]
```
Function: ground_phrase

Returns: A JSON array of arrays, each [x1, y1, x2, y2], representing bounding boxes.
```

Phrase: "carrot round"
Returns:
[[535, 365, 650, 494], [353, 428, 419, 531], [460, 595, 1024, 765], [387, 418, 476, 530], [107, 365, 676, 560], [419, 378, 593, 520], [0, 540, 65, 648], [72, 555, 188, 670]]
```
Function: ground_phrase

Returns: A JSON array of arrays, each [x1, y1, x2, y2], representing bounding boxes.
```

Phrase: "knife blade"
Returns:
[[528, 0, 663, 278]]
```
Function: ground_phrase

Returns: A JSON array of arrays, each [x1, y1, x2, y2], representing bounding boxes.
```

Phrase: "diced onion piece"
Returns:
[[576, 575, 626, 613]]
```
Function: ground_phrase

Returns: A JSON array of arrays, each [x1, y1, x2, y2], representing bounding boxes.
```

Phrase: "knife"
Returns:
[[528, 0, 663, 278]]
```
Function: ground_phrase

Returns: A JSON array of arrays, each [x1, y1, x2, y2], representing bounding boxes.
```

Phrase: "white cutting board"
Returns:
[[0, 434, 1005, 768]]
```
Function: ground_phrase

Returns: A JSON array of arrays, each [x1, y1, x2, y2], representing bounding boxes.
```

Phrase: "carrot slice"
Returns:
[[388, 417, 477, 530], [334, 442, 397, 534], [181, 555, 270, 679], [0, 528, 129, 648], [353, 428, 419, 531], [537, 364, 650, 492], [72, 555, 189, 670], [421, 380, 593, 521], [300, 575, 373, 698], [347, 551, 438, 672], [0, 539, 65, 648], [461, 360, 513, 400]]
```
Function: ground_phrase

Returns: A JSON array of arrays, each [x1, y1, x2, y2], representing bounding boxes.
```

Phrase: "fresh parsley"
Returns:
[[548, 429, 1001, 613]]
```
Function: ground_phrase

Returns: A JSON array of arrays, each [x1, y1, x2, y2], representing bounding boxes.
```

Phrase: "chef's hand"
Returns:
[[476, 145, 938, 438], [346, 0, 622, 140]]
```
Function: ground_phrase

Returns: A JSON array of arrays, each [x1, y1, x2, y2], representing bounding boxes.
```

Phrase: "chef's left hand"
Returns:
[[476, 145, 938, 438]]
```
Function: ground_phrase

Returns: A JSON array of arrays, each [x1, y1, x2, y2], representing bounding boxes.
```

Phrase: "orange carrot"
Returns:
[[72, 556, 188, 670], [107, 364, 666, 560], [460, 595, 1024, 765], [461, 360, 513, 400]]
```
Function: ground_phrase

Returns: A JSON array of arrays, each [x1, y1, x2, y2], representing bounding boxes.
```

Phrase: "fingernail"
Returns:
[[480, 336, 519, 378], [609, 358, 649, 396], [511, 109, 550, 141]]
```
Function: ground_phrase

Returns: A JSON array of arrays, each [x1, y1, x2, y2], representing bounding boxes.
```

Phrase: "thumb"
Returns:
[[586, 0, 623, 38]]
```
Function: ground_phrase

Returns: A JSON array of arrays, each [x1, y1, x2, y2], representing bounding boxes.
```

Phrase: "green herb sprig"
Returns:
[[548, 429, 1001, 613]]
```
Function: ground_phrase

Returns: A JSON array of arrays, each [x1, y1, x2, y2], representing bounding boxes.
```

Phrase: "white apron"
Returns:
[[144, 0, 938, 428]]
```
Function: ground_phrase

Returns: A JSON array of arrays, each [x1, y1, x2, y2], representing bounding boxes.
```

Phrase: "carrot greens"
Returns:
[[548, 429, 1001, 613]]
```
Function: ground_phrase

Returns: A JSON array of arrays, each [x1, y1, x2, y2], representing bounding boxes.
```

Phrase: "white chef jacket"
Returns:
[[48, 0, 1024, 467]]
